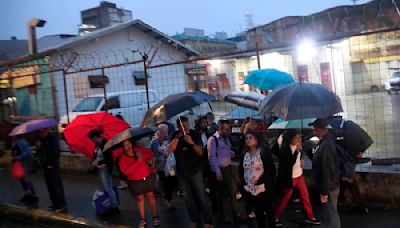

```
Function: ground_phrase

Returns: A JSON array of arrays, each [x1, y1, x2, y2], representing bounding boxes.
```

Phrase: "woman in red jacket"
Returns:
[[119, 139, 159, 227]]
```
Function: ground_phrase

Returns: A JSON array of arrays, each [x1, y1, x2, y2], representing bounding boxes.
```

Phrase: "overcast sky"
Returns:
[[0, 0, 370, 40]]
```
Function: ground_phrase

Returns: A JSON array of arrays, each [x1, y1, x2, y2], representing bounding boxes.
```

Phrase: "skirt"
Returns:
[[127, 173, 156, 196]]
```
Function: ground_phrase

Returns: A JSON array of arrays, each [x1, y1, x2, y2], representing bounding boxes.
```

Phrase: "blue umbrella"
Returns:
[[8, 119, 57, 136], [268, 118, 332, 129], [244, 69, 294, 90]]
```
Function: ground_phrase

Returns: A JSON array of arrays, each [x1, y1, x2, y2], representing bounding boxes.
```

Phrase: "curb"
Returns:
[[0, 202, 100, 227]]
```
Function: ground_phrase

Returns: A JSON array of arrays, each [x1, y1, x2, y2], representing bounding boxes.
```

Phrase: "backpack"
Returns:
[[329, 118, 373, 157], [335, 143, 356, 178]]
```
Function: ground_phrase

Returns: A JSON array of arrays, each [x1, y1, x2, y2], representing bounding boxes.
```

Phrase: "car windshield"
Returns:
[[392, 71, 400, 78], [225, 106, 260, 120], [73, 97, 102, 112]]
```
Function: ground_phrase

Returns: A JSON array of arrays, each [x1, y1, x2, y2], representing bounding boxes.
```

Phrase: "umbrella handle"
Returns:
[[178, 117, 187, 136]]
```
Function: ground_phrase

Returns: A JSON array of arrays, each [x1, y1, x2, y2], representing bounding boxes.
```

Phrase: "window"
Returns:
[[101, 96, 120, 110], [120, 93, 142, 107], [88, 75, 109, 88], [133, 71, 151, 85], [73, 97, 102, 112]]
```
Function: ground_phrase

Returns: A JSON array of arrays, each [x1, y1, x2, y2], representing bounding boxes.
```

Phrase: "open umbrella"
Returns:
[[224, 91, 265, 110], [141, 91, 215, 128], [268, 118, 332, 129], [63, 112, 130, 158], [103, 126, 157, 152], [8, 119, 57, 136], [244, 69, 294, 90], [259, 82, 343, 120]]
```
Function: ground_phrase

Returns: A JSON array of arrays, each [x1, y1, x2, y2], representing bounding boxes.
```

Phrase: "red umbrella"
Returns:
[[64, 112, 130, 158]]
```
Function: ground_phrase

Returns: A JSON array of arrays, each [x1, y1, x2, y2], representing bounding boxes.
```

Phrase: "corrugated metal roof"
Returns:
[[37, 20, 198, 57]]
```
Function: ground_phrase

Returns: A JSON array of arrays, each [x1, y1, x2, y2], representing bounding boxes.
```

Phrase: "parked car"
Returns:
[[385, 71, 400, 94], [58, 90, 159, 133]]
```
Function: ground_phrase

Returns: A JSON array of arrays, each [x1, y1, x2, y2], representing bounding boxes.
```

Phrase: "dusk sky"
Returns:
[[0, 0, 370, 40]]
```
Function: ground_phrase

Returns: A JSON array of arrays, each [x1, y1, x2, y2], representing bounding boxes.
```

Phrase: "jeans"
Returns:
[[98, 167, 118, 207], [321, 187, 341, 228], [44, 167, 66, 207], [20, 160, 36, 195], [179, 171, 214, 224]]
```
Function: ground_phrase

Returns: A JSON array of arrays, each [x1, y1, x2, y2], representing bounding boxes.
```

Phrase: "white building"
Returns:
[[39, 20, 197, 121]]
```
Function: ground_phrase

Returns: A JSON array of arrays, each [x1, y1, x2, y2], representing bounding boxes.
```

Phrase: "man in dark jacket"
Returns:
[[310, 118, 341, 228], [37, 128, 66, 212]]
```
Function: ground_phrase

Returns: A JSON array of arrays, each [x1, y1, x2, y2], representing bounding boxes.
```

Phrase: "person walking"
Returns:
[[119, 139, 160, 227], [274, 129, 320, 226], [208, 120, 239, 223], [36, 128, 66, 212], [167, 116, 214, 228], [87, 130, 119, 215], [239, 130, 276, 228], [310, 118, 341, 228], [11, 135, 38, 204], [206, 112, 219, 137], [150, 124, 178, 209]]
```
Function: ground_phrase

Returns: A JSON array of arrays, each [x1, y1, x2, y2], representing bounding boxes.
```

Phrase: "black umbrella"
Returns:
[[103, 126, 157, 152], [224, 91, 265, 110], [259, 82, 343, 120], [141, 91, 215, 128]]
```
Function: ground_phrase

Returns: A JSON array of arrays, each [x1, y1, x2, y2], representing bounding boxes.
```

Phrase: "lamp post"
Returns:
[[28, 18, 46, 55]]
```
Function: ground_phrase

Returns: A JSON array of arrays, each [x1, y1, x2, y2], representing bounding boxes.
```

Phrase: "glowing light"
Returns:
[[297, 39, 317, 63]]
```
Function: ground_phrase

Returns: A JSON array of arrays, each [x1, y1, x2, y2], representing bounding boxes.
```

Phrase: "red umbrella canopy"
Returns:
[[64, 112, 130, 158]]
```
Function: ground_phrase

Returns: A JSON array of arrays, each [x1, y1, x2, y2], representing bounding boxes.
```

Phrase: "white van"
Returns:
[[58, 90, 158, 133]]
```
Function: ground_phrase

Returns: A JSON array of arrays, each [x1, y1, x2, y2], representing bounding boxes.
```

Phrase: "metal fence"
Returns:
[[1, 28, 400, 164]]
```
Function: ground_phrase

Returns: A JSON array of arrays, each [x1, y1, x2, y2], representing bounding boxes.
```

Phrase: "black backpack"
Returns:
[[329, 118, 373, 157], [335, 143, 356, 178]]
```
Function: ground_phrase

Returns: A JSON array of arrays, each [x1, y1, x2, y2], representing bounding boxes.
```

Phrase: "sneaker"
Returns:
[[138, 219, 147, 228], [165, 200, 176, 211], [54, 206, 66, 213], [48, 205, 55, 211], [153, 216, 160, 227], [177, 190, 185, 197], [305, 218, 321, 225], [117, 183, 128, 190], [248, 211, 256, 219], [275, 219, 283, 227]]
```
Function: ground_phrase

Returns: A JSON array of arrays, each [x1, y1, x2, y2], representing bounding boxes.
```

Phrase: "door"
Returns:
[[320, 62, 333, 91], [297, 65, 309, 82]]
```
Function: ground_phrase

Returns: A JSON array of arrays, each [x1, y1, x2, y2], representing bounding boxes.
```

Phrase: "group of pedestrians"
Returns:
[[91, 115, 341, 228], [9, 115, 342, 228]]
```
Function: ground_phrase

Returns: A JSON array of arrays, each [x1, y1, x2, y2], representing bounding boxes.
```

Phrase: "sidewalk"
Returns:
[[1, 167, 400, 228]]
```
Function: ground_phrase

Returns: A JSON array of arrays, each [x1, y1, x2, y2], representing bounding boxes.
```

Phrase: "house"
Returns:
[[0, 19, 198, 121]]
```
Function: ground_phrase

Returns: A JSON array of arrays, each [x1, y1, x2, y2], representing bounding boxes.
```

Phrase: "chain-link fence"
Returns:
[[1, 28, 400, 164]]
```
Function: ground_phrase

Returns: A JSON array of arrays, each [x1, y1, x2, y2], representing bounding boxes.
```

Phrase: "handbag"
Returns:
[[164, 153, 176, 177], [11, 160, 25, 180]]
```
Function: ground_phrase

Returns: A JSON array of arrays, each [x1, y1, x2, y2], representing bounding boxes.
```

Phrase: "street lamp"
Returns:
[[28, 18, 46, 55], [297, 39, 317, 64]]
